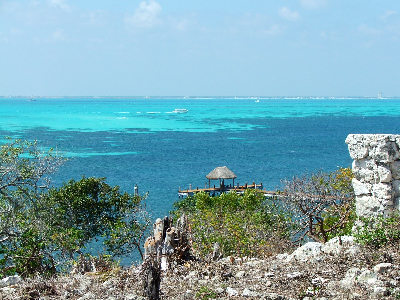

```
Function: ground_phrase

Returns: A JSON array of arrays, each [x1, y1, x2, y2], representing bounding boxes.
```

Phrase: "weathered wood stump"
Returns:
[[144, 214, 191, 270], [142, 258, 161, 300], [142, 214, 192, 299]]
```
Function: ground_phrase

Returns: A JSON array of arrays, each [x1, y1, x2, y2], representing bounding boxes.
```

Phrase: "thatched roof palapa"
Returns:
[[206, 166, 237, 180]]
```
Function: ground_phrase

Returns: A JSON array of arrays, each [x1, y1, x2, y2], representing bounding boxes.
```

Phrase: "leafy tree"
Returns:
[[0, 138, 65, 277], [46, 177, 150, 260], [280, 167, 355, 244], [172, 189, 293, 259], [0, 138, 149, 278]]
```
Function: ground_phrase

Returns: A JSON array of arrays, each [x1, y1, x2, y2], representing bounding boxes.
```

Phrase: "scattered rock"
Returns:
[[0, 275, 22, 288], [286, 271, 303, 279], [263, 292, 285, 300], [357, 269, 382, 287], [373, 262, 392, 274], [235, 270, 246, 278], [286, 242, 323, 262], [276, 253, 288, 260], [242, 287, 261, 297], [321, 236, 361, 256], [125, 294, 146, 300], [0, 286, 16, 294], [226, 286, 238, 297], [2, 235, 400, 300], [373, 286, 389, 297], [77, 291, 95, 300]]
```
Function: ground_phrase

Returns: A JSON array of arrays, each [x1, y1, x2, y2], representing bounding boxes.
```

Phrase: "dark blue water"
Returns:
[[3, 115, 399, 218], [2, 97, 400, 264]]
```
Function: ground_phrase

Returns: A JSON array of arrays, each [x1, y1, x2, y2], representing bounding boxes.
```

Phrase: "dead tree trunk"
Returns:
[[142, 214, 192, 299], [143, 214, 192, 270], [142, 258, 161, 300]]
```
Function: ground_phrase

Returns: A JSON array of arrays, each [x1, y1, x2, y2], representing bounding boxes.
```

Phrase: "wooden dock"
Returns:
[[178, 182, 278, 198]]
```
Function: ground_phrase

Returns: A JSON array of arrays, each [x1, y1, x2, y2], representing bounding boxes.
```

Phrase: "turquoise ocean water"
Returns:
[[1, 97, 400, 261]]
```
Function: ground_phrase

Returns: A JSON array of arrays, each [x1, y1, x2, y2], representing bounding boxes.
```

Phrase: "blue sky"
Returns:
[[1, 0, 399, 97]]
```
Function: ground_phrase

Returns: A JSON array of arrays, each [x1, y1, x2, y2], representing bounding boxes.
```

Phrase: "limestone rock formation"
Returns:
[[346, 134, 400, 218]]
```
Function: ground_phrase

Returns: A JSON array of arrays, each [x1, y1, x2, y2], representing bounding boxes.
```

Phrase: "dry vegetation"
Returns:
[[2, 243, 400, 299], [1, 141, 398, 300]]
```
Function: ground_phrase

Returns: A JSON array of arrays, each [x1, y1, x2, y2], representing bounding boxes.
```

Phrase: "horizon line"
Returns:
[[0, 95, 397, 99]]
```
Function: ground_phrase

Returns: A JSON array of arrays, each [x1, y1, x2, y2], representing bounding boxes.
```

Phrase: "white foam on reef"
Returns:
[[64, 151, 138, 158]]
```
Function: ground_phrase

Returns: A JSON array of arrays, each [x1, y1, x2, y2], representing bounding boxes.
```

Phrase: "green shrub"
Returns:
[[196, 286, 217, 300], [172, 189, 294, 259], [320, 202, 357, 241], [354, 213, 400, 248]]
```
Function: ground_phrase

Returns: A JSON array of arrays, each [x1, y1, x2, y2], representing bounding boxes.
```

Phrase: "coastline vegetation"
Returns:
[[354, 213, 400, 248], [171, 167, 356, 259], [171, 189, 294, 259], [0, 138, 149, 279], [2, 137, 400, 289], [280, 167, 356, 244]]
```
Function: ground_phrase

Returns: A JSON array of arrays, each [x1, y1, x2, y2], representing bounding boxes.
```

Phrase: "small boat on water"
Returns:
[[170, 108, 188, 113]]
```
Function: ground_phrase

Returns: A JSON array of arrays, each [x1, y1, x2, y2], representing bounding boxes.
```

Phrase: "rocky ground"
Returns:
[[2, 236, 400, 300]]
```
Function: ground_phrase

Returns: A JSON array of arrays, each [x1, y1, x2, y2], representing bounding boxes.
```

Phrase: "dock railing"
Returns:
[[178, 182, 278, 198]]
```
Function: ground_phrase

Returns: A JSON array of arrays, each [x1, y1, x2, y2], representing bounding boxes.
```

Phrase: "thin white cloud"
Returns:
[[1, 1, 24, 13], [300, 0, 327, 10], [52, 28, 67, 41], [358, 12, 400, 41], [48, 0, 71, 12], [279, 7, 300, 21], [173, 18, 190, 31], [358, 24, 382, 36], [235, 13, 283, 38], [29, 0, 41, 7], [238, 12, 270, 27], [125, 0, 162, 28], [262, 24, 283, 37], [10, 27, 22, 36], [86, 10, 109, 26], [380, 10, 397, 21]]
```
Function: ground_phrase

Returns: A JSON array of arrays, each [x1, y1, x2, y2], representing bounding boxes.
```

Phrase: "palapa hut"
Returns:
[[206, 166, 237, 190], [178, 166, 267, 198]]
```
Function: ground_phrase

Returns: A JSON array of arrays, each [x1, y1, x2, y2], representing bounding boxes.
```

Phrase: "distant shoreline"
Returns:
[[0, 96, 399, 100]]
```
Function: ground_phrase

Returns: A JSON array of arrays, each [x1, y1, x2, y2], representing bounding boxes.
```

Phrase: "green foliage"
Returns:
[[0, 138, 64, 278], [321, 203, 357, 240], [196, 286, 217, 300], [354, 213, 400, 248], [281, 167, 355, 243], [0, 138, 149, 278], [46, 177, 149, 258], [320, 167, 357, 241], [172, 189, 293, 259]]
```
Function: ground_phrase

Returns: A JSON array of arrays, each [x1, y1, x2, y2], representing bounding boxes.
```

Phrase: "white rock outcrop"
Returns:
[[0, 275, 21, 288], [321, 236, 361, 256], [281, 236, 360, 263], [346, 134, 400, 218], [285, 242, 323, 262]]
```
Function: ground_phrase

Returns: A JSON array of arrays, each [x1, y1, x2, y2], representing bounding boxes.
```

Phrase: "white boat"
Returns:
[[170, 108, 188, 113]]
